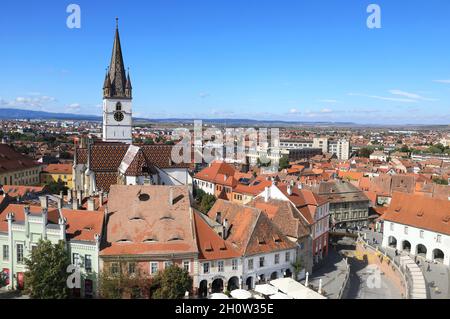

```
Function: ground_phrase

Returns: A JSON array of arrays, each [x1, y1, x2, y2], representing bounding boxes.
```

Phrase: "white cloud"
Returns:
[[348, 92, 417, 103], [288, 108, 300, 114], [433, 80, 450, 84], [389, 89, 437, 101], [318, 99, 339, 103], [199, 92, 210, 99], [0, 94, 57, 109], [320, 108, 333, 113], [66, 103, 81, 113]]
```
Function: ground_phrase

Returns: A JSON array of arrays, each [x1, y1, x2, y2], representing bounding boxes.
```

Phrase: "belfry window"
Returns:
[[116, 102, 122, 111]]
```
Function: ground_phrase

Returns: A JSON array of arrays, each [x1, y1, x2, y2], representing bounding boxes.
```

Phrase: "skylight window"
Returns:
[[138, 193, 150, 201]]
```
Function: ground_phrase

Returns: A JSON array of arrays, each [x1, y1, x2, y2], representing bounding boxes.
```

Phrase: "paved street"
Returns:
[[346, 254, 402, 299], [306, 244, 349, 299]]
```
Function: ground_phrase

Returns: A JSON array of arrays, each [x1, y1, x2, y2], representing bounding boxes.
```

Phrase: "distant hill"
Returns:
[[0, 107, 356, 126], [2, 107, 441, 128], [0, 108, 101, 121]]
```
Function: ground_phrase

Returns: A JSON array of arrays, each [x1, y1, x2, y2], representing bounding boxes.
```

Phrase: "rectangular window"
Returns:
[[390, 223, 394, 231], [128, 262, 135, 275], [232, 259, 238, 271], [16, 244, 24, 264], [404, 226, 408, 235], [248, 259, 254, 270], [203, 262, 210, 274], [85, 255, 92, 272], [72, 253, 80, 266], [437, 235, 442, 243], [274, 254, 280, 264], [183, 260, 190, 273], [2, 245, 8, 261], [164, 261, 173, 269], [420, 230, 424, 239], [218, 260, 224, 272], [259, 257, 265, 268], [285, 252, 291, 262], [150, 262, 159, 274], [111, 262, 119, 274]]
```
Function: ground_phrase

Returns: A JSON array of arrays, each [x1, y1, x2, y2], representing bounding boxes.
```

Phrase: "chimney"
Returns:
[[287, 184, 293, 196], [59, 216, 66, 242], [42, 208, 48, 240], [169, 188, 173, 205], [87, 198, 95, 211], [39, 195, 48, 210], [72, 197, 80, 210], [216, 212, 222, 224], [223, 219, 229, 239], [99, 190, 104, 207], [264, 187, 270, 203], [24, 206, 30, 238], [298, 183, 303, 190]]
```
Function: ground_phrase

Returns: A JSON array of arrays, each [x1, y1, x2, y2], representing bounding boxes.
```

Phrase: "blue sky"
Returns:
[[0, 0, 450, 124]]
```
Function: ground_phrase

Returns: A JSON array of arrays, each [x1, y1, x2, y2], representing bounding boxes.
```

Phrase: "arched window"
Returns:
[[116, 102, 122, 111]]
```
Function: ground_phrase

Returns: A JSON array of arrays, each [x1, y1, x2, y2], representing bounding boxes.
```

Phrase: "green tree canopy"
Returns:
[[45, 180, 68, 195], [357, 147, 374, 158], [24, 240, 71, 299], [278, 156, 290, 170], [152, 265, 192, 299], [99, 262, 153, 299], [200, 193, 216, 213]]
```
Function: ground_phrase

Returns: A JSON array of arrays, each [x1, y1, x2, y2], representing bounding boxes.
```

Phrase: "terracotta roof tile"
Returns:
[[382, 192, 450, 236]]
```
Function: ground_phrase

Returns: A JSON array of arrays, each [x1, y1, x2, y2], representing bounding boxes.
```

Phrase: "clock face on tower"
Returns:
[[114, 111, 124, 122]]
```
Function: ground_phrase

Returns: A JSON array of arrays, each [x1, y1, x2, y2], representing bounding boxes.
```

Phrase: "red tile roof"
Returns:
[[100, 185, 198, 256], [382, 192, 450, 236], [193, 210, 240, 260], [0, 144, 41, 174], [42, 163, 73, 175], [208, 200, 297, 256], [1, 185, 46, 198]]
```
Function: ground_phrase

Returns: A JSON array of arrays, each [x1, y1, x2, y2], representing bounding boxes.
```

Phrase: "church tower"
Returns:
[[102, 18, 133, 144]]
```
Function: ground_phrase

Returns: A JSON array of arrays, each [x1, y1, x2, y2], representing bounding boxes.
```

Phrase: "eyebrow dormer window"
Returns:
[[116, 102, 122, 111]]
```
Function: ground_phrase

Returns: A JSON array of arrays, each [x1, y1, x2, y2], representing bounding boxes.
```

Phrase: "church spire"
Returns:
[[106, 18, 130, 99]]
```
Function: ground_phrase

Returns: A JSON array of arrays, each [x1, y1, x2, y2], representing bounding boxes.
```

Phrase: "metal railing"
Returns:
[[337, 256, 351, 299]]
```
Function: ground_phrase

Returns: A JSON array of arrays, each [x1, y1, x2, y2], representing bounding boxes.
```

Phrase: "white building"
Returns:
[[381, 193, 450, 266]]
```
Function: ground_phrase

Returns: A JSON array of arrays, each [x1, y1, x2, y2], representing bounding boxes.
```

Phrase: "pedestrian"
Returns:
[[427, 263, 431, 272]]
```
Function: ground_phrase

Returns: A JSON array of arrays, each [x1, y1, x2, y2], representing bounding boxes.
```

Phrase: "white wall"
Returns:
[[382, 221, 450, 266]]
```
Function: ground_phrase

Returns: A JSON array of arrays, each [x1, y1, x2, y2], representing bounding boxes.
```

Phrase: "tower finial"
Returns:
[[116, 17, 119, 29]]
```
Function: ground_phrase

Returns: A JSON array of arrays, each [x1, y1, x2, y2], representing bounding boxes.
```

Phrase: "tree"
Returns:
[[99, 262, 153, 299], [278, 156, 290, 170], [151, 265, 192, 299], [165, 140, 175, 145], [291, 257, 304, 281], [24, 240, 71, 299], [0, 270, 7, 288], [358, 147, 373, 158], [433, 178, 449, 185], [144, 138, 155, 145], [200, 193, 216, 213], [46, 180, 68, 195]]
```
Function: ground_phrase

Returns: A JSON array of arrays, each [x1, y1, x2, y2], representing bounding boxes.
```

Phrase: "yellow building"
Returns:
[[40, 163, 74, 189], [0, 144, 42, 186]]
